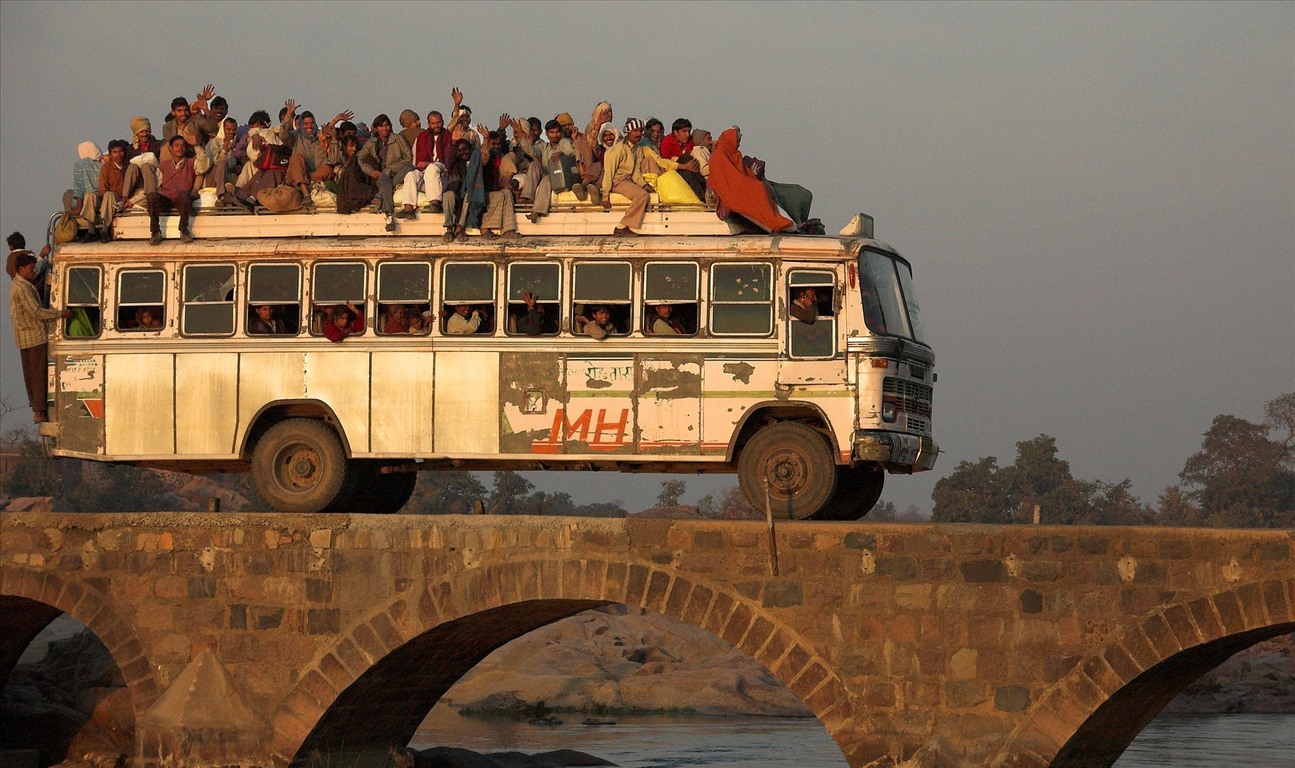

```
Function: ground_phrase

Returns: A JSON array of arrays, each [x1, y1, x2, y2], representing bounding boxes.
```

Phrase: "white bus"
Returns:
[[38, 211, 936, 519]]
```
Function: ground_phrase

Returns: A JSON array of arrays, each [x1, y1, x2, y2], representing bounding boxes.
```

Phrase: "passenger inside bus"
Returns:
[[118, 305, 165, 331], [647, 303, 688, 335], [248, 304, 289, 335], [407, 313, 427, 334], [320, 302, 364, 342], [790, 287, 819, 324], [578, 305, 619, 340], [508, 291, 551, 336], [443, 303, 489, 334]]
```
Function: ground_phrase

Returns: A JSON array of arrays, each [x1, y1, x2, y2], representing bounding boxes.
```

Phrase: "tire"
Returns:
[[358, 466, 418, 514], [738, 422, 838, 520], [813, 464, 885, 521], [251, 419, 348, 513]]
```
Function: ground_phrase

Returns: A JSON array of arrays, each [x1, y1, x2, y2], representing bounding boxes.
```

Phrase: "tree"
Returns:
[[408, 471, 487, 515], [4, 433, 62, 498], [1178, 401, 1295, 528], [1155, 485, 1201, 527], [655, 479, 687, 508], [488, 471, 534, 515], [871, 500, 897, 521], [931, 457, 1012, 523], [1266, 392, 1295, 446]]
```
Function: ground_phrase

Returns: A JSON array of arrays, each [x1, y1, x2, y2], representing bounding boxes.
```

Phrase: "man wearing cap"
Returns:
[[600, 118, 652, 236], [122, 116, 162, 209]]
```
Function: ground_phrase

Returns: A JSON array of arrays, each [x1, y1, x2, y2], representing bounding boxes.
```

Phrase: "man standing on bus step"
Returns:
[[9, 253, 71, 423], [600, 118, 652, 236], [148, 135, 210, 245]]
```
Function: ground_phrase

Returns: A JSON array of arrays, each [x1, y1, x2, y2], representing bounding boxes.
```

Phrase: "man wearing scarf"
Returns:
[[122, 116, 161, 209], [600, 118, 652, 236], [707, 127, 794, 234]]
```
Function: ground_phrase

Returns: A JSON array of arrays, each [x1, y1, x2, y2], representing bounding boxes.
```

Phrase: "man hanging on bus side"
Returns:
[[9, 252, 71, 423]]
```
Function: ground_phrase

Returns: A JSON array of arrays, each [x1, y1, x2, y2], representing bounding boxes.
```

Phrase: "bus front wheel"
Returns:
[[814, 464, 885, 520], [738, 422, 838, 520], [252, 419, 348, 513]]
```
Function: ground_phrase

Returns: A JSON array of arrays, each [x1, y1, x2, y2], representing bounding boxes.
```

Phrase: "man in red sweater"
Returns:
[[148, 135, 208, 245]]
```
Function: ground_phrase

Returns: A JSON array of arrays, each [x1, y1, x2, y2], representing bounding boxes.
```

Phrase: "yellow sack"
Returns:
[[655, 170, 701, 205], [52, 213, 79, 244]]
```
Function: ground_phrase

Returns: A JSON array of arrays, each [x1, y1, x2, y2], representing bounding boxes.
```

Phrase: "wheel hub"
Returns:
[[279, 445, 321, 490], [768, 449, 808, 495]]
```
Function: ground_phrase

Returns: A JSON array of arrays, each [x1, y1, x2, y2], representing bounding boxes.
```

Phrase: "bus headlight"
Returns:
[[881, 399, 898, 423]]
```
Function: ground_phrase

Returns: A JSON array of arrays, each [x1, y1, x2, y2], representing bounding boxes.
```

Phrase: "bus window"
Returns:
[[378, 261, 432, 335], [709, 263, 772, 336], [440, 262, 495, 335], [506, 262, 559, 336], [311, 262, 367, 336], [64, 266, 101, 338], [643, 261, 698, 335], [115, 269, 166, 332], [247, 263, 301, 335], [182, 264, 236, 336], [859, 250, 914, 339], [572, 262, 630, 337], [787, 270, 836, 358]]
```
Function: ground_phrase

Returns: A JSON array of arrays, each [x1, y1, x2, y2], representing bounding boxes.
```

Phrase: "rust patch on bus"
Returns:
[[499, 352, 563, 453], [722, 362, 755, 384], [636, 355, 702, 400]]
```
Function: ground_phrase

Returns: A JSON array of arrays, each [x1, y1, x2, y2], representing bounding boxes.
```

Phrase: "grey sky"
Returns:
[[2, 1, 1291, 515]]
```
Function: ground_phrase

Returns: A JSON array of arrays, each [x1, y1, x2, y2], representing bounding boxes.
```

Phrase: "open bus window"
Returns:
[[709, 262, 772, 336], [572, 261, 630, 337], [182, 264, 236, 336], [115, 269, 166, 332], [247, 263, 301, 335], [787, 270, 836, 358], [506, 262, 559, 336], [643, 262, 698, 335], [64, 266, 101, 338], [441, 262, 495, 335], [378, 262, 432, 335], [311, 262, 367, 336]]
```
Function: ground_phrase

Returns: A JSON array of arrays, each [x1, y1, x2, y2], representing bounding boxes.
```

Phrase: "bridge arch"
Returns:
[[270, 556, 859, 766], [994, 577, 1295, 768], [1, 568, 160, 732]]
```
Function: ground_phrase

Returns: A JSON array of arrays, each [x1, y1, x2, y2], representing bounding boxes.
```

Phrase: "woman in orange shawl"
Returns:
[[707, 127, 794, 233]]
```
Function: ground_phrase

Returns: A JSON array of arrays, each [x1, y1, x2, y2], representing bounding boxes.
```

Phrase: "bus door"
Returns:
[[778, 268, 847, 386]]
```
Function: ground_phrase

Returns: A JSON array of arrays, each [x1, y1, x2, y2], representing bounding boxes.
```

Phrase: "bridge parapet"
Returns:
[[2, 512, 1292, 768]]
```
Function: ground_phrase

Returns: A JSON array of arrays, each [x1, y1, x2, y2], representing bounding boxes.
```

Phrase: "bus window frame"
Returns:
[[63, 265, 102, 339], [708, 261, 774, 337], [377, 260, 433, 336], [642, 261, 699, 336], [786, 268, 838, 360], [505, 261, 561, 337], [246, 262, 303, 337], [114, 267, 168, 333], [310, 261, 369, 338], [439, 260, 497, 336], [181, 263, 238, 337], [572, 260, 632, 337]]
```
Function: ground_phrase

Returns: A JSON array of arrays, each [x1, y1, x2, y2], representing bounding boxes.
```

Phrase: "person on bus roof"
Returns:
[[707, 126, 794, 234], [122, 116, 161, 210], [357, 113, 415, 232], [600, 118, 651, 237], [148, 134, 209, 246], [475, 125, 520, 239], [323, 302, 365, 342]]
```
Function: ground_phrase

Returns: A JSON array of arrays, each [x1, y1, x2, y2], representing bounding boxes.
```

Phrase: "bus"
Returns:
[[37, 209, 936, 519]]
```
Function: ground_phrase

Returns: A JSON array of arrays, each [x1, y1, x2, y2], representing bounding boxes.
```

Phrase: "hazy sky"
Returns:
[[1, 1, 1291, 515]]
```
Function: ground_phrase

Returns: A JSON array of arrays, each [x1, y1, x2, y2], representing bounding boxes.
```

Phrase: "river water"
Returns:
[[413, 709, 1295, 767]]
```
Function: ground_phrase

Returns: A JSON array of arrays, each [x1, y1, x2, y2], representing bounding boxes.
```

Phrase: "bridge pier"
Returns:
[[1, 513, 1291, 767]]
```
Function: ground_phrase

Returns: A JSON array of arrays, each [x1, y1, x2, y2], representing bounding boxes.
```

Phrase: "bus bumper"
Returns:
[[853, 430, 939, 472]]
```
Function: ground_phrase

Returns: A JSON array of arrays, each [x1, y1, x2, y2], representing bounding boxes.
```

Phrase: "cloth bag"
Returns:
[[259, 185, 303, 212]]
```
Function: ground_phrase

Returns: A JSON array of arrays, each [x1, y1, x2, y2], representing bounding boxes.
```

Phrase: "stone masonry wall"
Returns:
[[1, 512, 1292, 768]]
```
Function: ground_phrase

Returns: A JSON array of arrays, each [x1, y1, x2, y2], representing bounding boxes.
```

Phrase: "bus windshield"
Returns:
[[859, 248, 927, 345]]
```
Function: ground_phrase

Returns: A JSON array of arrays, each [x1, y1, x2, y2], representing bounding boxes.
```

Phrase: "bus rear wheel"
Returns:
[[252, 419, 348, 513], [738, 422, 838, 520], [359, 466, 418, 514], [813, 464, 885, 521]]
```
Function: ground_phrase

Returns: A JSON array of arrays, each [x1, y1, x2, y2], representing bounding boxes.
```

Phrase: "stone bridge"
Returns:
[[1, 512, 1292, 768]]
